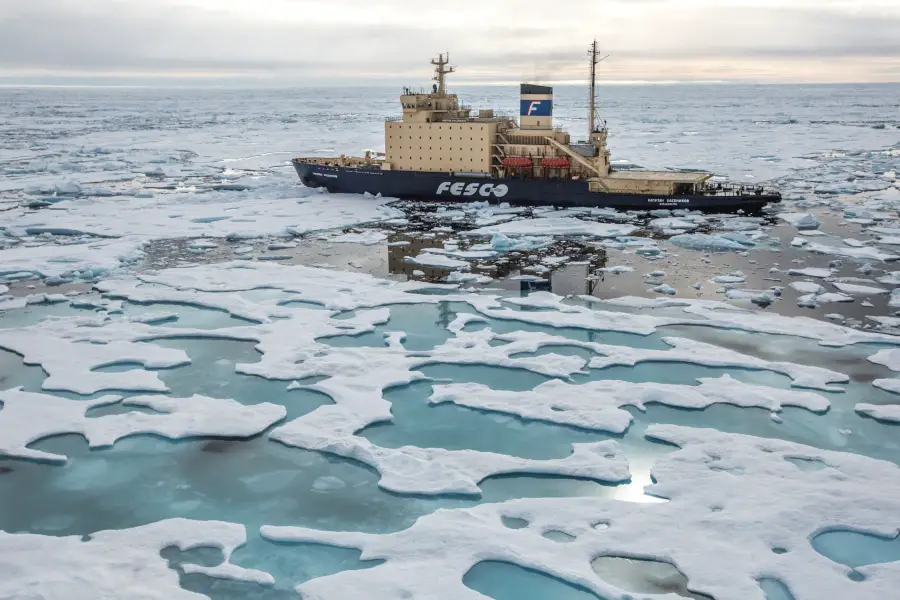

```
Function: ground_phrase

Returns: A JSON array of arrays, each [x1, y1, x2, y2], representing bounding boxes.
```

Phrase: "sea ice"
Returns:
[[0, 316, 191, 394], [431, 375, 828, 435], [598, 266, 634, 274], [788, 267, 835, 278], [602, 295, 897, 346], [444, 272, 493, 285], [806, 242, 898, 262], [261, 425, 900, 600], [5, 190, 401, 241], [488, 233, 551, 252], [790, 281, 826, 294], [405, 253, 470, 270], [711, 272, 746, 284], [871, 379, 900, 394], [651, 283, 676, 295], [868, 349, 900, 372], [779, 212, 821, 229], [868, 316, 900, 328], [188, 239, 219, 249], [856, 403, 900, 423], [669, 233, 748, 252], [832, 282, 888, 295], [588, 336, 847, 391], [867, 226, 900, 237], [0, 388, 285, 463], [0, 519, 273, 599], [466, 217, 636, 238], [328, 230, 389, 245], [114, 261, 449, 313], [649, 217, 698, 231], [0, 237, 147, 283]]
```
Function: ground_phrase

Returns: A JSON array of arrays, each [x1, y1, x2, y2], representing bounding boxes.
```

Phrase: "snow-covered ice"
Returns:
[[404, 253, 470, 270], [856, 403, 900, 423], [0, 519, 273, 599], [791, 281, 826, 294], [466, 217, 636, 238], [779, 212, 821, 230], [432, 375, 828, 434], [789, 267, 835, 278], [0, 388, 286, 463], [807, 242, 898, 262], [832, 282, 888, 295], [669, 233, 749, 252]]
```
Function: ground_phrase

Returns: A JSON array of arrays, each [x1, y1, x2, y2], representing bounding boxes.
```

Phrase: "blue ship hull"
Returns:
[[293, 161, 781, 212]]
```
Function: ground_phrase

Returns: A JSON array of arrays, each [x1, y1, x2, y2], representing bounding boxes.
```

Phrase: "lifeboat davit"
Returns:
[[501, 157, 533, 168], [541, 157, 570, 168]]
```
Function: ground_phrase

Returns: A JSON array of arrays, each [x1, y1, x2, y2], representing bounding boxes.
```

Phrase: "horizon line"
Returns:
[[2, 79, 898, 90]]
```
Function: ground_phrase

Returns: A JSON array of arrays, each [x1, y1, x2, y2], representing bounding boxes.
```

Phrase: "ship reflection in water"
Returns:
[[386, 232, 608, 297]]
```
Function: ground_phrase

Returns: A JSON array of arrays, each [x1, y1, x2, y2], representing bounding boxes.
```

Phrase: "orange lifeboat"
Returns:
[[541, 157, 570, 168], [501, 157, 533, 168]]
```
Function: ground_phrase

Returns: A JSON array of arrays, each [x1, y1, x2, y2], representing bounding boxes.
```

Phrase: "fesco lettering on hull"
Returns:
[[295, 161, 780, 213]]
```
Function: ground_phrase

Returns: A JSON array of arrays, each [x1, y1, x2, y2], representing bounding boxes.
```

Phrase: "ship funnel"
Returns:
[[520, 84, 553, 131]]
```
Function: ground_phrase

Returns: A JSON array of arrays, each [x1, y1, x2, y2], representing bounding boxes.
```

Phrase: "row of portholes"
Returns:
[[390, 124, 487, 131], [390, 147, 485, 153], [389, 137, 487, 142], [394, 157, 483, 163]]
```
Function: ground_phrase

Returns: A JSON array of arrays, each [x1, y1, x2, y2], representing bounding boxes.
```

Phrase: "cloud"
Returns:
[[1, 0, 898, 83]]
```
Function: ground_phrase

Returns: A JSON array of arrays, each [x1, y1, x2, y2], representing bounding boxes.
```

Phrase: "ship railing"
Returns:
[[703, 182, 773, 196], [385, 116, 403, 122]]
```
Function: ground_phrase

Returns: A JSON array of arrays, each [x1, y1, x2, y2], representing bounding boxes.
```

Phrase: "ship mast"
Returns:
[[431, 53, 454, 96], [588, 40, 609, 136]]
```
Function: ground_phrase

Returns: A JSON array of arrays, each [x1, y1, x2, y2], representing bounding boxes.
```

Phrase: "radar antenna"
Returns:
[[588, 40, 609, 136], [431, 53, 455, 96]]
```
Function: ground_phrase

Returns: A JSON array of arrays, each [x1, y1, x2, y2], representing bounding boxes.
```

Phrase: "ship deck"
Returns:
[[604, 170, 712, 184]]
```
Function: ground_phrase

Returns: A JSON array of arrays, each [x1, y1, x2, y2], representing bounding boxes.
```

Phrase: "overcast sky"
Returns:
[[2, 0, 899, 85]]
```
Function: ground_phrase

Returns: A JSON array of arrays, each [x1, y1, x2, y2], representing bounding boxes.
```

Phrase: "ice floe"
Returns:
[[872, 379, 900, 394], [0, 237, 147, 283], [0, 519, 273, 599], [598, 294, 898, 346], [788, 267, 835, 278], [669, 233, 749, 252], [806, 242, 898, 262], [327, 230, 389, 245], [466, 217, 636, 238], [598, 266, 634, 274], [431, 374, 829, 434], [856, 403, 900, 423], [651, 283, 677, 295], [588, 336, 847, 391], [779, 212, 821, 229], [0, 388, 285, 463], [832, 282, 888, 295], [0, 316, 191, 394], [868, 348, 900, 371], [404, 253, 469, 270], [790, 281, 826, 294]]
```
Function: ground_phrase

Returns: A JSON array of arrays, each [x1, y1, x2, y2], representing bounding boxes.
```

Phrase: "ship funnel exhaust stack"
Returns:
[[520, 84, 553, 131]]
